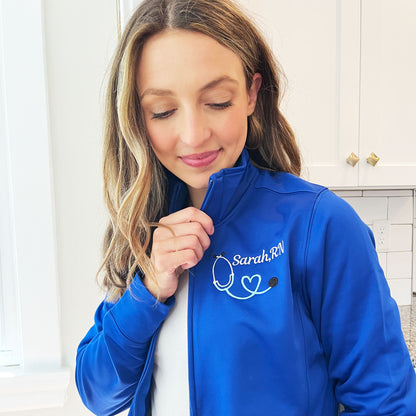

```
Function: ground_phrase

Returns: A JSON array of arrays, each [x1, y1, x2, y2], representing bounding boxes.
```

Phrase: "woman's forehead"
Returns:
[[137, 29, 246, 94]]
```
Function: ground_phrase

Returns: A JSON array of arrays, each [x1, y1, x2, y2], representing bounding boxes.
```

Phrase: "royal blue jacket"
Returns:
[[76, 149, 416, 415]]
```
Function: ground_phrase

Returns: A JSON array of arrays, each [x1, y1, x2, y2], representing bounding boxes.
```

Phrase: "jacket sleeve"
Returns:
[[304, 189, 416, 415], [75, 275, 174, 416]]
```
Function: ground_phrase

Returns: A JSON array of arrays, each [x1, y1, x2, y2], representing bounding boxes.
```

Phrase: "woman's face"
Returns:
[[137, 29, 261, 206]]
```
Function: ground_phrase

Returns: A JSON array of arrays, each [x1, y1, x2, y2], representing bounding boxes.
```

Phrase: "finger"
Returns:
[[153, 234, 206, 258], [153, 222, 211, 251], [159, 207, 214, 235], [176, 248, 203, 270], [153, 248, 202, 274]]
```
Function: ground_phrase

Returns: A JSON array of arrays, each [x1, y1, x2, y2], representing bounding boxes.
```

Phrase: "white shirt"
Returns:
[[151, 271, 190, 416]]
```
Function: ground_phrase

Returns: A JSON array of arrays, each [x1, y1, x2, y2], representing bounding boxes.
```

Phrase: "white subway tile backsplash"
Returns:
[[388, 197, 413, 224], [390, 225, 413, 252], [343, 197, 387, 225], [387, 252, 413, 279], [339, 189, 414, 305], [387, 279, 412, 306], [414, 191, 416, 220], [332, 190, 363, 198], [363, 189, 413, 197], [413, 231, 416, 293], [377, 252, 387, 275]]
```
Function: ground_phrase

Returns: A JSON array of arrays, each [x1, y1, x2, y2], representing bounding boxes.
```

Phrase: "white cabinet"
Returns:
[[359, 0, 416, 187], [239, 0, 416, 187]]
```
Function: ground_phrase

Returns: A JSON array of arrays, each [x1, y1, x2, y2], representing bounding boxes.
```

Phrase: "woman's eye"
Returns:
[[209, 101, 232, 110], [151, 109, 176, 120]]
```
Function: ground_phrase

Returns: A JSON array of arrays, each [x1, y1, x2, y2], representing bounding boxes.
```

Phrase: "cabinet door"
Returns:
[[239, 0, 361, 187], [359, 0, 416, 186]]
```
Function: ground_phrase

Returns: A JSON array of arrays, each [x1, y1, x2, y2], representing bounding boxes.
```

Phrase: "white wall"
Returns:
[[5, 1, 118, 415]]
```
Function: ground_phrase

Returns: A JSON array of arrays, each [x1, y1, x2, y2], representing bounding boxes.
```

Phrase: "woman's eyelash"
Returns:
[[151, 109, 176, 120], [151, 101, 232, 120], [209, 101, 232, 109]]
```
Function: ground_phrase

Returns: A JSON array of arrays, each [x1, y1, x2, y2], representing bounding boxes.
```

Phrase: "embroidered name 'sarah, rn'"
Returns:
[[232, 241, 284, 266]]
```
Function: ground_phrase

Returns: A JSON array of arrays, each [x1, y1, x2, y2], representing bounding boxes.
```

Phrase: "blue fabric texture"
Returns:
[[76, 148, 416, 415]]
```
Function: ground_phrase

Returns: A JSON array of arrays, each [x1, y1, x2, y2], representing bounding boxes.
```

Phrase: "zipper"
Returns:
[[188, 176, 216, 415], [188, 175, 220, 415], [187, 263, 197, 416], [199, 178, 214, 212]]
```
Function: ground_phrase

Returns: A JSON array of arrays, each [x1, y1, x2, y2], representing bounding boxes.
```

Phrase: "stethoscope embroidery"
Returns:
[[212, 252, 278, 300]]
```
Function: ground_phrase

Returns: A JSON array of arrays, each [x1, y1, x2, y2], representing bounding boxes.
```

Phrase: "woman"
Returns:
[[76, 0, 416, 415]]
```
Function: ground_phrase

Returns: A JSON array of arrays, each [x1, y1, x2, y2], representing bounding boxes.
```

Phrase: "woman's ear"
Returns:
[[247, 73, 262, 115]]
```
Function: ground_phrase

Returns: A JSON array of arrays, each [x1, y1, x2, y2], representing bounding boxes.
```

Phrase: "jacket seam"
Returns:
[[301, 186, 328, 414], [302, 187, 328, 302]]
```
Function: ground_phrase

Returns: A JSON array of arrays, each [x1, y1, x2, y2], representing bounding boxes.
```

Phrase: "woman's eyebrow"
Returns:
[[140, 88, 174, 99], [140, 76, 238, 99], [199, 76, 238, 92]]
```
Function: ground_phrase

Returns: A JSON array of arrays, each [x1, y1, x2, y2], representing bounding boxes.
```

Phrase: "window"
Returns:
[[0, 69, 20, 368], [0, 0, 69, 411]]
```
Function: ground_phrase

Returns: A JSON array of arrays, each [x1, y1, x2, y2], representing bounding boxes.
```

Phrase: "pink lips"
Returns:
[[180, 150, 221, 168]]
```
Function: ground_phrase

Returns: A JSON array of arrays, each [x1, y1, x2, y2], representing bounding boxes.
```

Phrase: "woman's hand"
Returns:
[[144, 207, 214, 302]]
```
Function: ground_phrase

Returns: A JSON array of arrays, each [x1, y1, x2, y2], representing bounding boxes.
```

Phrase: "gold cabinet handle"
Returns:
[[346, 152, 360, 167], [366, 152, 380, 167]]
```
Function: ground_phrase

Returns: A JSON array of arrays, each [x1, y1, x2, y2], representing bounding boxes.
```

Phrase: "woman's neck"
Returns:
[[188, 186, 207, 209]]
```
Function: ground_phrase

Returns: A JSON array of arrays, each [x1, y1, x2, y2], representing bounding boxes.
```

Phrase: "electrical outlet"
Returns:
[[373, 220, 390, 252]]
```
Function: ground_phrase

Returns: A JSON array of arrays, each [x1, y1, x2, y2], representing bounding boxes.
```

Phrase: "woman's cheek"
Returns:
[[147, 124, 174, 151], [219, 113, 248, 144]]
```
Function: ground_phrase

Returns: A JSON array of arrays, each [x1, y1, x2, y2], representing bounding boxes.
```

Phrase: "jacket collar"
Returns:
[[167, 148, 258, 225]]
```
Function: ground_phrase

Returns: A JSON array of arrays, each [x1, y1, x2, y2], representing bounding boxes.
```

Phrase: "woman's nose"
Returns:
[[179, 108, 210, 147]]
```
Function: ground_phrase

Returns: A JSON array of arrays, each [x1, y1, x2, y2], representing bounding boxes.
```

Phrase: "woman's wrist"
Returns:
[[142, 275, 168, 303]]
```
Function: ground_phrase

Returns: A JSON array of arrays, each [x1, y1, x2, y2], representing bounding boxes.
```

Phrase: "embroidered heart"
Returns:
[[241, 274, 262, 294]]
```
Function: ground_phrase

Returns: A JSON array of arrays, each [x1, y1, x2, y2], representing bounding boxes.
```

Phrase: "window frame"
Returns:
[[0, 0, 69, 411], [117, 0, 141, 35], [0, 38, 20, 367]]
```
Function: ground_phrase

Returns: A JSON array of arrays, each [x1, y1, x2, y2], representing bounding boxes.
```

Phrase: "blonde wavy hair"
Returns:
[[100, 0, 301, 302]]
